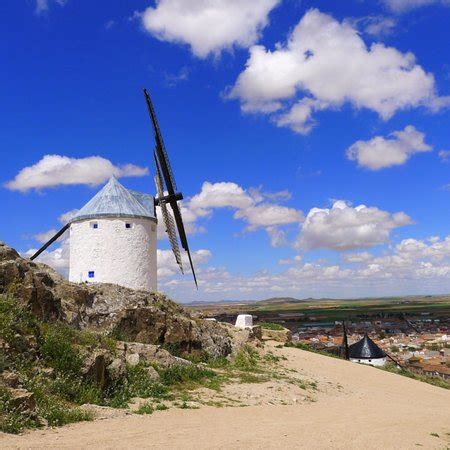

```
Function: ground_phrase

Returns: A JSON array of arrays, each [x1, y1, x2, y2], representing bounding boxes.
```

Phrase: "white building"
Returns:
[[235, 314, 253, 329], [68, 176, 157, 291], [348, 334, 387, 367]]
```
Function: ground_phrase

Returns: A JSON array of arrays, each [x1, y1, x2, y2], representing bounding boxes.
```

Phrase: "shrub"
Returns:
[[40, 324, 82, 375], [232, 346, 259, 372], [159, 364, 216, 386], [136, 402, 154, 415]]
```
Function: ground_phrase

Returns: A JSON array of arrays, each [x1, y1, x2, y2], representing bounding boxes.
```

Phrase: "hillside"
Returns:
[[1, 343, 449, 449]]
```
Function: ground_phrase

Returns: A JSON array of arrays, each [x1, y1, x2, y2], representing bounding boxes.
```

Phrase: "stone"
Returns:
[[126, 353, 140, 366], [145, 366, 160, 381], [9, 388, 35, 412], [0, 371, 20, 388], [124, 342, 192, 368], [0, 242, 235, 359], [81, 351, 107, 387], [261, 327, 292, 343], [107, 358, 126, 381]]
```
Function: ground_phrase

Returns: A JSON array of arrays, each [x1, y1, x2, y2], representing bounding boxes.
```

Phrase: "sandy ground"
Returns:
[[1, 343, 450, 449]]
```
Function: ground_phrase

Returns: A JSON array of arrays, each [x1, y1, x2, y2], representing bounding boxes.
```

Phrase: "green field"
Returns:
[[189, 295, 450, 324]]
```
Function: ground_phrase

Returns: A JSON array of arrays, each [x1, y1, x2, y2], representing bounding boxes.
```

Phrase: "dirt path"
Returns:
[[1, 344, 450, 449]]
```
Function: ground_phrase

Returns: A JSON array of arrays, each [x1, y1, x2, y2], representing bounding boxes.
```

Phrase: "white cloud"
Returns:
[[438, 150, 450, 161], [342, 252, 373, 263], [186, 181, 303, 246], [35, 0, 67, 15], [34, 229, 59, 244], [160, 234, 450, 302], [189, 182, 254, 213], [359, 16, 397, 38], [140, 0, 280, 58], [382, 0, 450, 13], [296, 200, 412, 250], [59, 209, 79, 224], [157, 248, 212, 278], [229, 9, 449, 134], [234, 204, 303, 231], [5, 155, 149, 192], [278, 255, 302, 265], [346, 125, 432, 170], [24, 239, 70, 277]]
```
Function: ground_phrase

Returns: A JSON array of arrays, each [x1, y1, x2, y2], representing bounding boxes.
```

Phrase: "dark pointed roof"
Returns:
[[348, 334, 386, 359]]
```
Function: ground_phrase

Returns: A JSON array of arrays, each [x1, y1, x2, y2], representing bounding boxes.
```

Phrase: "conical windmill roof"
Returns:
[[348, 334, 386, 359], [70, 176, 155, 223]]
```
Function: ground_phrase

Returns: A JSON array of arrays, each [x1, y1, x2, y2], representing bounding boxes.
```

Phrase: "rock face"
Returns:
[[261, 327, 292, 343], [0, 242, 233, 357]]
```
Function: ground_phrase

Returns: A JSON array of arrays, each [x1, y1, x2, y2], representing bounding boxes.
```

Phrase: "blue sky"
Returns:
[[2, 0, 450, 302]]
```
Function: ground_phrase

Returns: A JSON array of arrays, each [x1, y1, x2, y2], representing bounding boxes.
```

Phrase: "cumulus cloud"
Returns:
[[438, 150, 450, 161], [349, 15, 397, 38], [160, 234, 450, 302], [24, 239, 70, 277], [228, 9, 449, 134], [346, 125, 432, 170], [381, 0, 450, 13], [296, 200, 412, 251], [342, 252, 373, 263], [34, 229, 59, 244], [186, 181, 303, 246], [35, 0, 67, 15], [5, 155, 149, 192], [157, 248, 212, 278], [140, 0, 280, 58]]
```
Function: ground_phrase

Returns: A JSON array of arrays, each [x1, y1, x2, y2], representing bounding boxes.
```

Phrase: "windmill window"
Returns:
[[91, 222, 98, 229], [125, 223, 132, 229], [88, 271, 95, 278]]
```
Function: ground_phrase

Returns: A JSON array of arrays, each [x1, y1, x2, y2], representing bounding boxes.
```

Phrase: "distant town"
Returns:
[[190, 295, 450, 381]]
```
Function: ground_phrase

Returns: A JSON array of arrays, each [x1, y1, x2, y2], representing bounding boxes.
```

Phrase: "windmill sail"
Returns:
[[154, 155, 183, 272], [144, 88, 198, 288]]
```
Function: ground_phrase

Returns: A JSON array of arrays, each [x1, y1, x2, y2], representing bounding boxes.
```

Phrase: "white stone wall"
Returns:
[[69, 217, 157, 291], [350, 357, 386, 367]]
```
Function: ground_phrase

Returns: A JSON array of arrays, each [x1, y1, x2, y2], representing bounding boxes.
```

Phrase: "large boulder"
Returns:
[[261, 327, 292, 343], [112, 309, 232, 357], [0, 242, 89, 324], [0, 242, 233, 357]]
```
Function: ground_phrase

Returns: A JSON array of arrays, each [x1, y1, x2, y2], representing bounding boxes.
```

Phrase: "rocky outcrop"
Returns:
[[261, 327, 292, 343], [0, 242, 234, 358], [117, 341, 192, 368], [112, 309, 232, 357]]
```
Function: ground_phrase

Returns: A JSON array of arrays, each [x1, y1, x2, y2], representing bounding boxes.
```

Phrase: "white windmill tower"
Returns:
[[30, 89, 197, 291]]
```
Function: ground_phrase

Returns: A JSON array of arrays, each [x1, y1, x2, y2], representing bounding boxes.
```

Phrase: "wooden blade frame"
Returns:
[[154, 155, 183, 273], [144, 88, 198, 288]]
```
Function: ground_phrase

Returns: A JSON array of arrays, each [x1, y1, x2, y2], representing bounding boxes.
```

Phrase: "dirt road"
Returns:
[[2, 344, 449, 449]]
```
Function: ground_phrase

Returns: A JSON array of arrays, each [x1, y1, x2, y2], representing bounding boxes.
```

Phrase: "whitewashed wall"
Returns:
[[350, 357, 386, 367], [69, 217, 157, 291]]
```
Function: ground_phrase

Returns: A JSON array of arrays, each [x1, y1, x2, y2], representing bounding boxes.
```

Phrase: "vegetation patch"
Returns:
[[259, 322, 285, 331], [381, 363, 450, 390]]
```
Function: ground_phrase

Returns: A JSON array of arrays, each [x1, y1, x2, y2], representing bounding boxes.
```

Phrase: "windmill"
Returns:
[[143, 88, 198, 288], [29, 88, 197, 290]]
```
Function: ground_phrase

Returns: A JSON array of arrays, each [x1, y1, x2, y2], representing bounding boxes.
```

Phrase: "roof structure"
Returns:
[[70, 176, 156, 223], [348, 334, 386, 359]]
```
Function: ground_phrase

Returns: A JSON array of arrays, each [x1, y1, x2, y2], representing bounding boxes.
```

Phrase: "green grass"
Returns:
[[159, 364, 217, 387], [136, 402, 154, 415], [259, 322, 285, 331], [232, 345, 260, 372], [381, 364, 450, 390], [285, 341, 340, 359]]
